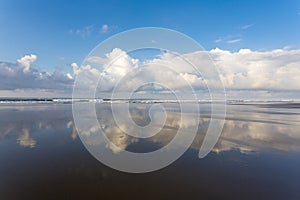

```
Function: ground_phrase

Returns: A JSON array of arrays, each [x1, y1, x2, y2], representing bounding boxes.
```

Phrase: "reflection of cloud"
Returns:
[[93, 105, 199, 153], [2, 103, 300, 155], [214, 118, 300, 153], [71, 127, 78, 140], [80, 125, 99, 136], [67, 121, 73, 128], [67, 121, 78, 140], [104, 126, 138, 153], [209, 105, 300, 154], [17, 129, 36, 148], [0, 105, 75, 146], [85, 104, 300, 154]]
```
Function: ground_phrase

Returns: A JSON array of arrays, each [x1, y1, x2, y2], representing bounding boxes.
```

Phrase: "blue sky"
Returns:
[[0, 0, 299, 72], [0, 0, 300, 98]]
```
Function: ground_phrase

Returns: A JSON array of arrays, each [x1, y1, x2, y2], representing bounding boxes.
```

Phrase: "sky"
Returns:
[[0, 0, 300, 98]]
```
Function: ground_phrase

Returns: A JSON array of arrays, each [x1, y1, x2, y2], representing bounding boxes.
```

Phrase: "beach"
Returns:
[[0, 101, 299, 199]]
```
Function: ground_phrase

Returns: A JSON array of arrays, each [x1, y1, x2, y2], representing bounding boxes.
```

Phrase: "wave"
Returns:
[[0, 98, 299, 104]]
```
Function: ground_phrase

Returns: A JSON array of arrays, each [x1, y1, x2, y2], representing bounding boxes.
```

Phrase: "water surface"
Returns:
[[0, 102, 300, 199]]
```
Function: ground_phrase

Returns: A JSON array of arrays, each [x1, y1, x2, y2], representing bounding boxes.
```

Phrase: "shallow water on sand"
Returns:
[[0, 102, 300, 200]]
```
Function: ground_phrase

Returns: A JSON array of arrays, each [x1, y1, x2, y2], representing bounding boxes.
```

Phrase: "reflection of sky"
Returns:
[[80, 103, 300, 154], [214, 104, 300, 153], [0, 103, 300, 154], [1, 104, 299, 200], [0, 104, 76, 148]]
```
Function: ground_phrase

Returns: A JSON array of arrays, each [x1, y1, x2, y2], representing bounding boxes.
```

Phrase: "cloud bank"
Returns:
[[210, 48, 300, 90], [1, 47, 300, 97], [0, 54, 73, 96], [76, 47, 300, 93]]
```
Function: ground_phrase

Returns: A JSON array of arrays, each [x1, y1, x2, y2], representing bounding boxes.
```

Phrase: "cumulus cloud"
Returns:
[[0, 54, 73, 95], [17, 54, 37, 73], [209, 48, 300, 90], [75, 47, 300, 95], [1, 47, 300, 97], [78, 48, 207, 94]]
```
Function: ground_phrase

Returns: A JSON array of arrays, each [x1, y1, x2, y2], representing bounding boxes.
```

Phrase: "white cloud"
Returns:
[[214, 38, 222, 43], [75, 47, 300, 94], [283, 45, 292, 50], [240, 24, 254, 30], [0, 54, 73, 96], [226, 38, 242, 44], [69, 25, 94, 38], [66, 73, 73, 79], [209, 48, 300, 90], [214, 34, 242, 44], [71, 62, 80, 74], [69, 24, 114, 37], [101, 24, 109, 33], [2, 47, 300, 97], [81, 48, 207, 93], [17, 54, 37, 73]]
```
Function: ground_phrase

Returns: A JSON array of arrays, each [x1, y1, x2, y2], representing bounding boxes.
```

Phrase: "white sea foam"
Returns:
[[0, 98, 299, 104]]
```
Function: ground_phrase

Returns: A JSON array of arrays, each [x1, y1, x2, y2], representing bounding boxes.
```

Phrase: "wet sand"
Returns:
[[0, 102, 300, 200]]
